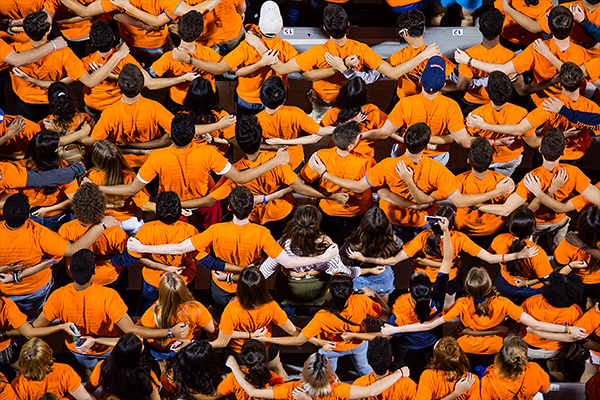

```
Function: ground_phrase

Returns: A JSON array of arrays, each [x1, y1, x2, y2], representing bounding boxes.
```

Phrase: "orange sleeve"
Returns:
[[90, 113, 111, 140], [362, 46, 383, 70], [447, 99, 465, 133], [42, 291, 60, 322], [585, 59, 600, 82], [386, 100, 405, 128], [501, 297, 524, 321], [458, 62, 473, 79], [442, 299, 463, 321], [278, 164, 299, 186], [64, 50, 88, 81], [432, 165, 460, 201], [190, 229, 214, 259], [332, 382, 352, 400], [270, 302, 289, 327], [296, 111, 320, 135], [139, 305, 157, 328], [196, 303, 213, 328], [553, 238, 573, 266], [415, 370, 436, 400], [4, 298, 27, 330], [457, 232, 483, 257], [576, 308, 600, 336], [150, 53, 171, 77], [39, 227, 69, 261], [402, 232, 427, 258], [63, 364, 82, 392], [532, 251, 553, 279], [572, 167, 592, 195], [511, 45, 535, 75], [106, 290, 128, 323], [301, 312, 325, 339], [137, 154, 159, 184], [0, 39, 12, 61], [364, 159, 389, 188], [525, 106, 549, 130], [294, 48, 320, 72], [364, 296, 383, 319], [260, 228, 283, 259], [208, 178, 235, 201], [300, 153, 321, 183], [514, 178, 531, 202], [272, 382, 297, 399], [217, 373, 236, 396], [571, 193, 591, 212], [223, 43, 248, 69], [207, 146, 230, 175], [218, 305, 236, 335], [155, 103, 174, 133], [88, 361, 103, 387]]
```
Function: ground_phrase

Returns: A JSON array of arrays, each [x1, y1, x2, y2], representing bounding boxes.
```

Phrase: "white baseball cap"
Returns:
[[259, 1, 283, 37]]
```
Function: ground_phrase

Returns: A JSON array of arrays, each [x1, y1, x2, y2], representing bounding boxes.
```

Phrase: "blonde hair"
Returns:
[[494, 335, 528, 381], [301, 353, 337, 398], [19, 338, 54, 381], [429, 337, 470, 382], [154, 273, 195, 345], [464, 267, 499, 317], [90, 140, 132, 205]]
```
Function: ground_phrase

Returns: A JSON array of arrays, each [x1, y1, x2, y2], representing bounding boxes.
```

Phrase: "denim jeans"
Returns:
[[149, 346, 176, 361], [30, 212, 73, 232], [236, 95, 265, 116], [136, 280, 159, 316], [319, 340, 373, 376], [353, 266, 395, 296], [7, 277, 54, 318], [69, 348, 111, 369], [430, 151, 450, 166]]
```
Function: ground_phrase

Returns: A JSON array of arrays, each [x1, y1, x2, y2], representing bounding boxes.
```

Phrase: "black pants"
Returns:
[[14, 97, 48, 123], [165, 93, 184, 115]]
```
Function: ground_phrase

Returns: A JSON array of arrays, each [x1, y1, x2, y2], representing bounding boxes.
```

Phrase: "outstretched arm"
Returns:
[[3, 38, 67, 67], [500, 0, 544, 33], [127, 237, 196, 255]]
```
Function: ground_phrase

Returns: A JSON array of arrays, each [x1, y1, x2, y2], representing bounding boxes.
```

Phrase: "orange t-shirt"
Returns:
[[480, 363, 550, 400], [0, 39, 14, 71], [554, 235, 600, 285], [577, 305, 600, 356], [117, 0, 179, 50], [193, 109, 236, 154], [11, 363, 80, 400], [256, 106, 321, 171], [0, 219, 68, 296], [511, 39, 591, 106], [219, 298, 288, 353], [490, 234, 552, 289], [136, 142, 230, 201], [467, 102, 533, 163], [0, 114, 40, 155], [443, 296, 524, 354], [42, 283, 127, 355], [0, 162, 28, 191], [223, 27, 299, 104], [403, 230, 482, 282], [352, 373, 417, 400], [454, 170, 509, 236], [194, 0, 245, 47], [82, 53, 142, 112], [58, 222, 128, 286], [564, 1, 600, 53], [139, 300, 213, 350], [521, 294, 583, 350], [458, 43, 515, 105], [525, 94, 600, 160], [495, 0, 552, 46], [87, 169, 150, 221], [40, 112, 93, 135], [586, 371, 600, 400], [0, 297, 27, 351], [218, 369, 284, 400], [191, 221, 283, 293], [388, 93, 465, 156], [0, 372, 16, 400], [571, 181, 600, 212], [392, 293, 439, 326], [128, 220, 198, 288], [10, 43, 87, 104], [7, 160, 78, 217], [44, 0, 115, 41], [366, 155, 459, 227], [387, 46, 454, 100], [320, 103, 387, 159], [294, 39, 383, 103], [88, 359, 159, 399], [416, 370, 480, 400], [301, 147, 376, 217], [209, 152, 298, 224], [301, 294, 382, 352], [514, 163, 592, 225], [272, 380, 352, 400], [151, 45, 222, 105], [0, 1, 44, 44], [90, 96, 174, 167]]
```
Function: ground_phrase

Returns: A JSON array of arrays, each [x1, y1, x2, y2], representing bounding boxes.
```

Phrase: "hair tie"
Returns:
[[57, 92, 66, 97], [474, 297, 487, 304]]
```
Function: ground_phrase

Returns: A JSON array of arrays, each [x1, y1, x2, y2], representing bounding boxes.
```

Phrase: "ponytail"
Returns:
[[410, 273, 433, 323], [495, 335, 528, 381], [465, 267, 498, 317], [241, 340, 272, 389], [425, 206, 455, 259], [506, 207, 536, 277], [505, 239, 526, 277], [424, 233, 442, 258]]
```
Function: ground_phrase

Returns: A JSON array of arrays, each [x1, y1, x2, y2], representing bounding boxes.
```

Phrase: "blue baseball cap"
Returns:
[[421, 56, 446, 93], [0, 109, 4, 125]]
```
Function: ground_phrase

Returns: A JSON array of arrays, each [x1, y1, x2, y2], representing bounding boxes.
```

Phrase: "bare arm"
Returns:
[[3, 39, 65, 67], [223, 150, 289, 184], [501, 0, 544, 33], [376, 188, 428, 210], [98, 176, 147, 197], [118, 133, 171, 149], [361, 120, 400, 141], [477, 192, 526, 217], [348, 370, 404, 399], [127, 237, 196, 255], [109, 0, 170, 28], [60, 0, 107, 18], [142, 69, 198, 90], [78, 43, 130, 88], [466, 113, 533, 136], [64, 217, 118, 257], [180, 194, 219, 209]]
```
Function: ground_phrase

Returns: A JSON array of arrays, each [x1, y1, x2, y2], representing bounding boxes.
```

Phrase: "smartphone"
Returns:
[[424, 216, 443, 224], [75, 337, 86, 347], [70, 324, 80, 336], [170, 341, 182, 351]]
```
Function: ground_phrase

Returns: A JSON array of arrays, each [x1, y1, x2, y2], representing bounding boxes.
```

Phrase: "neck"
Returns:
[[172, 142, 190, 150], [233, 216, 249, 226], [330, 36, 347, 46], [5, 222, 25, 231], [74, 281, 93, 291], [405, 151, 422, 163], [246, 151, 261, 162], [97, 49, 112, 57], [373, 371, 390, 380], [583, 0, 599, 11], [31, 38, 48, 48], [407, 36, 425, 48], [180, 40, 196, 52], [336, 147, 351, 157], [421, 89, 438, 100], [563, 89, 580, 102], [472, 168, 489, 179], [481, 37, 499, 49], [122, 94, 141, 105], [552, 36, 570, 51], [542, 158, 560, 172], [266, 105, 281, 115], [490, 101, 505, 111]]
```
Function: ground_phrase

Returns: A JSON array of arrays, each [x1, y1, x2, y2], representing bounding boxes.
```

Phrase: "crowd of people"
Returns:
[[0, 0, 599, 399]]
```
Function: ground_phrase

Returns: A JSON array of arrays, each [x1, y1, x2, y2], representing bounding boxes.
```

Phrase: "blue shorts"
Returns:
[[69, 348, 111, 369], [353, 266, 395, 296], [434, 0, 482, 11]]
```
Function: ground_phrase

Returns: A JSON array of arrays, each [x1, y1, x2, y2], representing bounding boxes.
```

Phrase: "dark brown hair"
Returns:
[[346, 207, 400, 259], [237, 267, 274, 310], [281, 205, 329, 257]]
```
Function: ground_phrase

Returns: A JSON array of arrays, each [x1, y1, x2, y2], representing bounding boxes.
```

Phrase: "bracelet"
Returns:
[[467, 57, 472, 67], [525, 280, 530, 288], [0, 331, 7, 339], [12, 271, 22, 283], [188, 54, 193, 65], [263, 195, 267, 204], [564, 322, 568, 333], [50, 40, 57, 51], [501, 254, 505, 264], [98, 221, 107, 230], [399, 369, 404, 378], [248, 331, 251, 339], [582, 244, 590, 251], [166, 328, 173, 338], [493, 139, 496, 146]]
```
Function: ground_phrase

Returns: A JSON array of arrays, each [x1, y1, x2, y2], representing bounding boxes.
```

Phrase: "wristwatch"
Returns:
[[98, 221, 107, 230], [166, 328, 173, 338]]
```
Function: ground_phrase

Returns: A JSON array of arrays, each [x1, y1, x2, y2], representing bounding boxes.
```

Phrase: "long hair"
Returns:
[[167, 340, 221, 398], [237, 267, 274, 310], [25, 130, 62, 195], [241, 340, 272, 389], [100, 333, 154, 400], [506, 207, 536, 277], [183, 77, 222, 125], [91, 140, 133, 204], [424, 206, 456, 259], [48, 82, 78, 131], [410, 272, 434, 323], [301, 353, 337, 398], [494, 335, 528, 381], [334, 78, 368, 125], [19, 338, 54, 381], [346, 207, 400, 259], [578, 206, 600, 273], [428, 337, 471, 382], [281, 205, 329, 257], [154, 273, 195, 346], [464, 267, 499, 317], [324, 275, 354, 313]]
